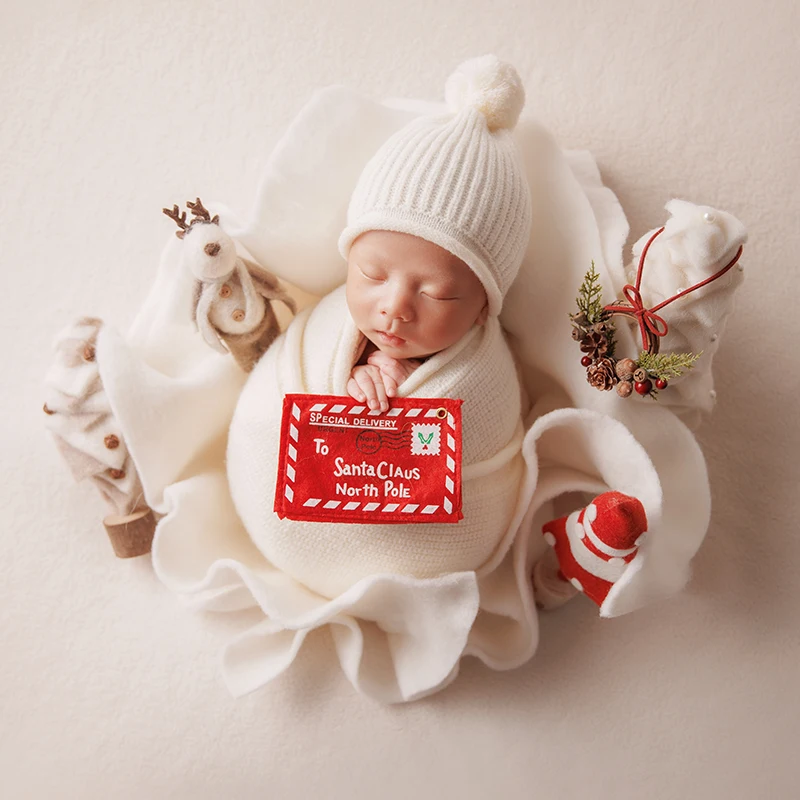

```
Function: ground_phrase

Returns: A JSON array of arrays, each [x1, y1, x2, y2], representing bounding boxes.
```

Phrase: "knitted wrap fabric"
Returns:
[[338, 55, 532, 317], [225, 286, 525, 599]]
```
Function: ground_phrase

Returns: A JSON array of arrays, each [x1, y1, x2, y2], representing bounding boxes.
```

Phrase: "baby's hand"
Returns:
[[366, 350, 421, 390], [347, 352, 422, 412], [347, 365, 393, 412]]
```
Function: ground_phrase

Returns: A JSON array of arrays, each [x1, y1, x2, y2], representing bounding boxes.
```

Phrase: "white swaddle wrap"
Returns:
[[77, 84, 743, 702], [228, 285, 524, 599]]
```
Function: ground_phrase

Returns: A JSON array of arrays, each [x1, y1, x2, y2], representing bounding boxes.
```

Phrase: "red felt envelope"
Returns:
[[274, 394, 463, 524]]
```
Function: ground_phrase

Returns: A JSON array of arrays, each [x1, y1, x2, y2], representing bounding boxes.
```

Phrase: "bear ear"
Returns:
[[664, 198, 696, 221]]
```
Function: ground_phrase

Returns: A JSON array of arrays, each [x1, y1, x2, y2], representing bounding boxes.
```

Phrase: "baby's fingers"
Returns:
[[367, 352, 406, 387], [347, 377, 366, 403], [356, 368, 388, 412], [370, 372, 390, 412], [381, 372, 398, 398]]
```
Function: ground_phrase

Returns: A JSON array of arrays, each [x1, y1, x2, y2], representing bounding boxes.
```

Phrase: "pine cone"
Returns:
[[587, 357, 618, 391], [580, 331, 609, 359]]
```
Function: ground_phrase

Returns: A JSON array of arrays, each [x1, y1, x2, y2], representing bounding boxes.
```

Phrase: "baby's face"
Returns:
[[346, 230, 488, 360]]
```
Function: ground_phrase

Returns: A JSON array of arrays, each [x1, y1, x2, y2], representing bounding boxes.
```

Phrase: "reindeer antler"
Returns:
[[163, 204, 189, 239], [163, 197, 220, 239], [187, 197, 210, 221], [187, 197, 219, 225]]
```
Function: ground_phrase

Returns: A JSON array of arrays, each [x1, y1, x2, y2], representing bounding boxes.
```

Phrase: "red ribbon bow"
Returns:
[[605, 284, 669, 350]]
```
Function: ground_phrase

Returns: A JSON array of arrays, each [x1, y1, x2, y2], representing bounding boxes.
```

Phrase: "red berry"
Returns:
[[655, 378, 668, 390], [634, 380, 653, 395], [580, 356, 592, 367]]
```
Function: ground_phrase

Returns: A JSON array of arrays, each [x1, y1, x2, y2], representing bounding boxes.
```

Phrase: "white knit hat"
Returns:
[[338, 55, 532, 317]]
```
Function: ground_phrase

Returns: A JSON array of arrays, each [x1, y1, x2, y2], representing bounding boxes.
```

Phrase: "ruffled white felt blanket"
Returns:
[[88, 86, 737, 702]]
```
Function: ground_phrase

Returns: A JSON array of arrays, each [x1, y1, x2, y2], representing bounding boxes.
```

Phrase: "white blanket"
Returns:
[[89, 85, 722, 702]]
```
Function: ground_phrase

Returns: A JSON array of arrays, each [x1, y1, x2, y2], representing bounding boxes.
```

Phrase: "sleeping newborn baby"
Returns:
[[338, 53, 529, 412], [223, 55, 536, 598]]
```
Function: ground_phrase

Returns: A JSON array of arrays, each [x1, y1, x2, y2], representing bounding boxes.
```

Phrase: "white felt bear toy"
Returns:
[[628, 199, 747, 425]]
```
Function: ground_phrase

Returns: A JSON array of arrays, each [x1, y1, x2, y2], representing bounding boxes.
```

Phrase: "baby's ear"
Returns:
[[476, 302, 489, 326]]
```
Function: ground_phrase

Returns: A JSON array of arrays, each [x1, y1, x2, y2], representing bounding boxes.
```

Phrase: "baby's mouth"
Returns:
[[375, 330, 406, 347]]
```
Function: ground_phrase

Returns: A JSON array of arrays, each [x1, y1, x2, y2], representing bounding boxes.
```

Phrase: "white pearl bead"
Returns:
[[703, 212, 715, 223], [737, 263, 745, 272], [710, 389, 717, 400], [677, 287, 686, 294], [711, 333, 718, 342]]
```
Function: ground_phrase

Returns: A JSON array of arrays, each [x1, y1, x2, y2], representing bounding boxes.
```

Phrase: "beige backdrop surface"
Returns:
[[2, 1, 798, 798]]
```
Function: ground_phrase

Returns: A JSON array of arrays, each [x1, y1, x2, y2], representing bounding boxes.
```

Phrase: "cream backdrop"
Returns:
[[2, 1, 797, 797]]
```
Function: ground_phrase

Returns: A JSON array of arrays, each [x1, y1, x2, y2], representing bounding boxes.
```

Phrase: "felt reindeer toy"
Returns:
[[164, 199, 297, 372]]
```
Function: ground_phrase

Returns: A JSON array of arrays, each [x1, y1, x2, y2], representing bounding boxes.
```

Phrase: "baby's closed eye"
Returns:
[[421, 291, 459, 301], [357, 265, 384, 282]]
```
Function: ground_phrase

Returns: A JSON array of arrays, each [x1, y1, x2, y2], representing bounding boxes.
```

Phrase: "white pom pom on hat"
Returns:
[[339, 55, 532, 317], [444, 54, 526, 131]]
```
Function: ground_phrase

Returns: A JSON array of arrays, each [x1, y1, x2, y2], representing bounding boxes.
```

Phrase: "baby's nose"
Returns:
[[381, 291, 414, 322]]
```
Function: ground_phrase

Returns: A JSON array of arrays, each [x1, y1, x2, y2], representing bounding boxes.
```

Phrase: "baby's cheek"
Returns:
[[345, 276, 366, 311], [347, 286, 377, 326], [429, 309, 471, 344]]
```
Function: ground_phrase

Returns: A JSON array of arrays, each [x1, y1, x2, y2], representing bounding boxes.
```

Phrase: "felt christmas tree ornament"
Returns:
[[43, 318, 155, 557]]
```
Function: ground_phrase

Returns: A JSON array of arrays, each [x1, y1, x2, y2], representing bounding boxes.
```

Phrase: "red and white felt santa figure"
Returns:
[[533, 491, 649, 609]]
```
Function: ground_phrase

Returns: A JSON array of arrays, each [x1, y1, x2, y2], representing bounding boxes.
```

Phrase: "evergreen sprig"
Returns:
[[637, 350, 702, 380], [606, 324, 617, 360], [575, 262, 605, 323]]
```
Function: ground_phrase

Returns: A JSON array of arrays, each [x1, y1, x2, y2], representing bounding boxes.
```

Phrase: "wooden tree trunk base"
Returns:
[[103, 508, 157, 558]]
